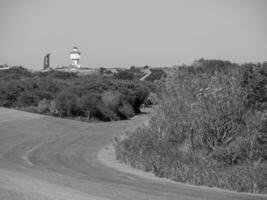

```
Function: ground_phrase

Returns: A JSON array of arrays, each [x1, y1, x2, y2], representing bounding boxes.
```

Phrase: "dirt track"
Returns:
[[0, 107, 265, 200]]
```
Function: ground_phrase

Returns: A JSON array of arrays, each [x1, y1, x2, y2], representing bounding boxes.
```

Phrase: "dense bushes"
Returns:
[[114, 66, 167, 81], [114, 69, 135, 80], [241, 63, 267, 110], [0, 66, 33, 80], [145, 68, 167, 82], [115, 59, 267, 193], [0, 68, 151, 121]]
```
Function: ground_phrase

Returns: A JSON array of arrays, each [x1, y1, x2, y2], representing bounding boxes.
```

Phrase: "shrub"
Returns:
[[81, 93, 99, 120], [115, 59, 267, 194], [0, 66, 33, 80], [114, 70, 135, 80], [16, 91, 39, 107], [0, 68, 151, 121], [118, 101, 135, 119], [101, 90, 122, 110], [55, 91, 80, 117], [38, 70, 78, 80], [95, 103, 119, 121], [240, 63, 267, 110], [37, 99, 56, 114], [145, 68, 167, 82]]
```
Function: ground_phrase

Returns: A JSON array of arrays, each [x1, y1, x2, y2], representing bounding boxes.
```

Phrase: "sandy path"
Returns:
[[0, 107, 266, 200]]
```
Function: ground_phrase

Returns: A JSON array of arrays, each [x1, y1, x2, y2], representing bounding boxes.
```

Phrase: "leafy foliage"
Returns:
[[0, 68, 151, 121]]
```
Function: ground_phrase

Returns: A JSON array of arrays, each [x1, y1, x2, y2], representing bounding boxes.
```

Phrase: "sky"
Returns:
[[0, 0, 266, 69]]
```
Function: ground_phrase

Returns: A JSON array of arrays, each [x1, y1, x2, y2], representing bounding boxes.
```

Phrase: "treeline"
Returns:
[[115, 59, 267, 193], [0, 67, 152, 121]]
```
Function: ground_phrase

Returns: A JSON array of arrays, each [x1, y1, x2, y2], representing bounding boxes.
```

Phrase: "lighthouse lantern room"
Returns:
[[70, 47, 81, 68]]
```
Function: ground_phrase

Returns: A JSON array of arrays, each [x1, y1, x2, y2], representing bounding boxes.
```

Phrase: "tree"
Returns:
[[81, 93, 99, 119], [16, 91, 38, 107], [55, 91, 79, 117], [0, 80, 24, 107]]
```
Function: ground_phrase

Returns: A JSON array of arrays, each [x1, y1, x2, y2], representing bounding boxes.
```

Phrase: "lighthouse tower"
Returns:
[[70, 47, 81, 68]]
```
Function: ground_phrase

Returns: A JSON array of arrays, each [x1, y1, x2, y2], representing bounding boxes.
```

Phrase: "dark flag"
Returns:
[[43, 53, 50, 69]]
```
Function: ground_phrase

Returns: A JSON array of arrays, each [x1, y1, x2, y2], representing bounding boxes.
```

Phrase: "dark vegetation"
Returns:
[[114, 66, 167, 81], [0, 67, 156, 121], [115, 59, 267, 193]]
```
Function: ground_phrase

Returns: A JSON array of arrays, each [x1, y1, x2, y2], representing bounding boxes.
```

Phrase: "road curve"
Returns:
[[0, 107, 265, 200]]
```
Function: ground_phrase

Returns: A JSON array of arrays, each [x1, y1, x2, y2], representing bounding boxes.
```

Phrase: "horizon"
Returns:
[[0, 0, 266, 69]]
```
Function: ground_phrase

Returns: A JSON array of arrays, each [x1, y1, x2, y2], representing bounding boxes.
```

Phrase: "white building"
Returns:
[[0, 64, 10, 70], [70, 47, 81, 68]]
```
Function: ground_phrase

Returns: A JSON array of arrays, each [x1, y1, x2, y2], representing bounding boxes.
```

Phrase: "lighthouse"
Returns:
[[70, 47, 81, 68]]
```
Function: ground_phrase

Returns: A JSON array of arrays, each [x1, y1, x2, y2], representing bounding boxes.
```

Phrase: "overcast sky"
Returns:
[[0, 0, 266, 69]]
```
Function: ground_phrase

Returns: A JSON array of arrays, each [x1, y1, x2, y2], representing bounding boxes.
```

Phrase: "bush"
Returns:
[[114, 70, 135, 80], [95, 103, 119, 121], [38, 70, 78, 80], [101, 90, 122, 110], [115, 59, 267, 194], [37, 99, 56, 114], [241, 63, 267, 110], [118, 101, 135, 119], [16, 91, 39, 107], [145, 68, 167, 82], [55, 91, 80, 117], [0, 67, 151, 121], [0, 66, 33, 80], [80, 93, 99, 120]]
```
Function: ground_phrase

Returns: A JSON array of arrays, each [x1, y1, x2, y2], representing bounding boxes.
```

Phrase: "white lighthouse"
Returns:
[[70, 47, 81, 68]]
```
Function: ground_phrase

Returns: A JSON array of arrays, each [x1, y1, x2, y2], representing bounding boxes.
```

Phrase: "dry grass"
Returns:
[[115, 63, 267, 194]]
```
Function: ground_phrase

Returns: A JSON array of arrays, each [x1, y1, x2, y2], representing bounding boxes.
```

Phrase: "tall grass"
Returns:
[[115, 62, 267, 193]]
